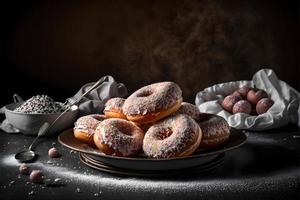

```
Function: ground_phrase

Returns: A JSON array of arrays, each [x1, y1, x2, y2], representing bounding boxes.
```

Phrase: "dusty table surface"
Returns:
[[0, 125, 299, 200]]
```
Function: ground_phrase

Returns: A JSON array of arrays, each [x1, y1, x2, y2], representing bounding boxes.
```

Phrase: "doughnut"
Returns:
[[123, 82, 183, 124], [94, 118, 144, 157], [133, 122, 154, 132], [174, 102, 200, 120], [196, 113, 230, 149], [104, 97, 127, 119], [73, 114, 106, 146], [143, 114, 202, 159]]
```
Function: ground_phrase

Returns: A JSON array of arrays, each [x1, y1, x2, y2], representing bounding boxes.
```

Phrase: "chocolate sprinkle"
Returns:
[[14, 95, 66, 114]]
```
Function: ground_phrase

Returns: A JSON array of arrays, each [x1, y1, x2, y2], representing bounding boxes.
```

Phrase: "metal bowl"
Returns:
[[4, 102, 79, 136]]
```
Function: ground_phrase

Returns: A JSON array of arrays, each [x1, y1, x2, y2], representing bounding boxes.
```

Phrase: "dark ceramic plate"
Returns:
[[58, 128, 246, 171], [79, 152, 225, 176]]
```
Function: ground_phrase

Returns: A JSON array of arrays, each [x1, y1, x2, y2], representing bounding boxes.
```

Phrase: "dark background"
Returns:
[[1, 0, 299, 106]]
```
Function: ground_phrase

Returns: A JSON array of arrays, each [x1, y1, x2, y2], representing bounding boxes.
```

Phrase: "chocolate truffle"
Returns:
[[247, 89, 268, 105], [232, 91, 242, 99], [19, 163, 30, 175], [256, 98, 274, 114], [221, 95, 242, 113], [48, 147, 60, 158], [29, 170, 44, 183], [237, 86, 251, 99], [232, 100, 252, 114]]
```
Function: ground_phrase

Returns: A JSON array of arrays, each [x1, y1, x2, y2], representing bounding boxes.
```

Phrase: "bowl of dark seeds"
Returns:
[[5, 95, 79, 136]]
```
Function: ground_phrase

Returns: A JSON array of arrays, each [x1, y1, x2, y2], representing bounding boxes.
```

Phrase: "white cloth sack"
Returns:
[[195, 69, 300, 131]]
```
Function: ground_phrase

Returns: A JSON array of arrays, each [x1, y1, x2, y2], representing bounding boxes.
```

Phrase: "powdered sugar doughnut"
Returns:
[[143, 114, 202, 158], [123, 82, 183, 123], [133, 122, 154, 132], [73, 114, 106, 146], [196, 113, 230, 149], [104, 97, 127, 119], [174, 102, 200, 120], [94, 118, 144, 157]]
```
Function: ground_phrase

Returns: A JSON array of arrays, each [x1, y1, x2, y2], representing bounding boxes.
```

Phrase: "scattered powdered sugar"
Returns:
[[93, 192, 99, 196], [75, 187, 82, 193], [14, 95, 66, 114], [44, 178, 65, 186], [0, 153, 299, 199]]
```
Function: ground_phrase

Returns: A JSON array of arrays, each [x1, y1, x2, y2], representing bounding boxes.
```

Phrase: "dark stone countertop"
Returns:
[[0, 125, 300, 200]]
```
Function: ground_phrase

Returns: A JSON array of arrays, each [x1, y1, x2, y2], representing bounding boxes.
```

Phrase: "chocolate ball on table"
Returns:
[[48, 147, 60, 158], [232, 100, 252, 114], [19, 163, 30, 175], [256, 98, 274, 114], [247, 89, 268, 105], [221, 95, 242, 113], [29, 170, 44, 183], [237, 86, 251, 99]]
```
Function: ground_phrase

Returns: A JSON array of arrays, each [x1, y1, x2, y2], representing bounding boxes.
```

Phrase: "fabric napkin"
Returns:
[[66, 75, 127, 116], [0, 75, 127, 133], [195, 69, 300, 131]]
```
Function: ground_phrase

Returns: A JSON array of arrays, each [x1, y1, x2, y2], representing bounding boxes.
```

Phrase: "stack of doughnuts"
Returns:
[[73, 82, 231, 158]]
